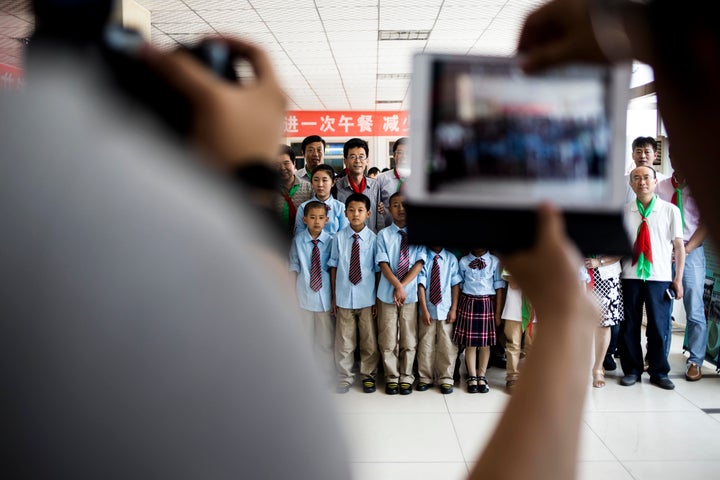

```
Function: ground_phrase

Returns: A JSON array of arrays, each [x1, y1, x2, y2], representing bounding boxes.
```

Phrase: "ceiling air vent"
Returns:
[[378, 30, 430, 41]]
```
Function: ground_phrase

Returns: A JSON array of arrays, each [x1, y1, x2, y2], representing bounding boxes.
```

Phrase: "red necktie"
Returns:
[[468, 257, 486, 270], [397, 230, 410, 279], [349, 233, 362, 285], [310, 239, 322, 292], [429, 254, 442, 305]]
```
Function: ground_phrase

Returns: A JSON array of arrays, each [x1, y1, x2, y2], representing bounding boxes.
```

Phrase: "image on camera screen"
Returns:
[[408, 54, 630, 211]]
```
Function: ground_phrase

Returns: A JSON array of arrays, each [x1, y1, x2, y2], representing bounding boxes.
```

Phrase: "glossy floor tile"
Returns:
[[333, 328, 720, 480]]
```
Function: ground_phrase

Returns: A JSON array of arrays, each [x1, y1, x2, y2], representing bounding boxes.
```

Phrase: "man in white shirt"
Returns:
[[619, 166, 685, 390]]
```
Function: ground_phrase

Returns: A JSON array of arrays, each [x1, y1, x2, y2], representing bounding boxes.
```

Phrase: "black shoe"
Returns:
[[466, 376, 479, 393], [385, 382, 399, 395], [336, 381, 352, 394], [399, 382, 413, 395], [440, 383, 454, 394], [603, 355, 617, 371], [362, 377, 376, 393], [416, 382, 433, 392], [650, 376, 675, 390], [477, 375, 490, 394], [620, 374, 640, 386]]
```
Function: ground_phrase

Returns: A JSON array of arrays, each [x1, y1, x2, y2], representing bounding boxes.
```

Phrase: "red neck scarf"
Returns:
[[348, 175, 366, 194], [670, 175, 686, 229], [394, 168, 405, 192], [632, 195, 657, 281]]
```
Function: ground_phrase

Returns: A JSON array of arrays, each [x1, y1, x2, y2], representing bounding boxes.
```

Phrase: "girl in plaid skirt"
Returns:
[[453, 248, 506, 393]]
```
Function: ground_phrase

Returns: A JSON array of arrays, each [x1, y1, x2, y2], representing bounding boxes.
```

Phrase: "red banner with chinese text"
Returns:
[[284, 110, 409, 138], [0, 63, 23, 89]]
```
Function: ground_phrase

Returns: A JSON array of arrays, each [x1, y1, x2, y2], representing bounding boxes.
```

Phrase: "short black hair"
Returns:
[[392, 137, 408, 154], [345, 192, 371, 210], [631, 136, 657, 151], [302, 135, 326, 154], [304, 200, 327, 216], [388, 191, 404, 204], [367, 167, 381, 176], [312, 164, 336, 180], [343, 138, 369, 158], [279, 144, 295, 162]]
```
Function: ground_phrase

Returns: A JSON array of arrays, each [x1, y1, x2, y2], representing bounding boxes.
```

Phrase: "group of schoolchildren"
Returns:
[[287, 139, 537, 395]]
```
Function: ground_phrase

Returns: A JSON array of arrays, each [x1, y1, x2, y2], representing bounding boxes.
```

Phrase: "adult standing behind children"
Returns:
[[624, 136, 667, 204], [620, 165, 684, 389], [296, 135, 326, 181], [376, 137, 409, 227], [417, 245, 462, 394], [454, 248, 506, 394], [293, 164, 349, 237], [656, 154, 708, 381], [275, 144, 313, 235], [333, 138, 385, 233], [376, 192, 426, 395], [329, 193, 380, 394]]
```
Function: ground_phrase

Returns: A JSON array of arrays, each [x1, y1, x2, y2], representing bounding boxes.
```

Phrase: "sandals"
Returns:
[[466, 376, 479, 394], [477, 376, 490, 394], [592, 369, 606, 388]]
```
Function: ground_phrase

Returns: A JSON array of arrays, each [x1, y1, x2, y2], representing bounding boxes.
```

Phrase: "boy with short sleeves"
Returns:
[[417, 246, 462, 394], [329, 193, 380, 394], [289, 201, 335, 380], [376, 192, 426, 395]]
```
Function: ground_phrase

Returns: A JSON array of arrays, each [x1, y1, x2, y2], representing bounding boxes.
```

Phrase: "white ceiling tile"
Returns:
[[137, 0, 188, 10], [151, 10, 202, 23], [195, 10, 257, 23], [154, 22, 215, 34], [323, 20, 377, 32], [265, 20, 323, 34], [317, 6, 378, 20], [1, 0, 552, 111]]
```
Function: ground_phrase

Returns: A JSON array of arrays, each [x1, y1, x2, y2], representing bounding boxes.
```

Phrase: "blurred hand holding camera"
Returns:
[[142, 37, 287, 170]]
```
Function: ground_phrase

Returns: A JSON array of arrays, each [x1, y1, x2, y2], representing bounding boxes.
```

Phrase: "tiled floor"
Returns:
[[332, 328, 720, 480]]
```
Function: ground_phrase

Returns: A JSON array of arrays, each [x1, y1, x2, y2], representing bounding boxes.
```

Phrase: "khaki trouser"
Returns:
[[377, 301, 418, 384], [417, 318, 457, 385], [504, 320, 536, 382], [300, 309, 336, 380], [335, 306, 378, 384]]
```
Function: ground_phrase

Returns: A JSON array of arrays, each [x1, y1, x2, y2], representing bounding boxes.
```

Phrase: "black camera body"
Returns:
[[102, 26, 238, 137]]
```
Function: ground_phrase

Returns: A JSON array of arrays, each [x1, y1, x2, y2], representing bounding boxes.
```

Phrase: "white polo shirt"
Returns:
[[622, 196, 683, 281]]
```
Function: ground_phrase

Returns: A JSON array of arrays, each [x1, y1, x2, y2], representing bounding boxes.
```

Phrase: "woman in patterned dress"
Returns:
[[584, 255, 624, 387]]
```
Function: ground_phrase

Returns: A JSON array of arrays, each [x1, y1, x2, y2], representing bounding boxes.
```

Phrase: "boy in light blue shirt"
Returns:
[[417, 246, 462, 394], [289, 201, 335, 380], [376, 193, 426, 395], [329, 193, 380, 394]]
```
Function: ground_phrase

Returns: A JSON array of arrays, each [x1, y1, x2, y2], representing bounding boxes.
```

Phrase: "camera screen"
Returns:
[[408, 54, 628, 211]]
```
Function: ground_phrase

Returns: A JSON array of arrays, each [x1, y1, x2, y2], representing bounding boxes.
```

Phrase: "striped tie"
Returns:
[[349, 233, 362, 285], [310, 239, 322, 292], [468, 257, 486, 270], [429, 254, 442, 305], [397, 230, 410, 279]]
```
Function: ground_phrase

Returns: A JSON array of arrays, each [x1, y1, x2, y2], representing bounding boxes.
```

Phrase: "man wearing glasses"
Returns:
[[334, 138, 385, 233]]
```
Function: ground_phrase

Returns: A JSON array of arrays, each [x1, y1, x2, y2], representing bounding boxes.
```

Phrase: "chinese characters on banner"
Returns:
[[0, 63, 23, 89], [284, 111, 409, 138]]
